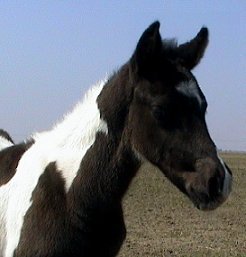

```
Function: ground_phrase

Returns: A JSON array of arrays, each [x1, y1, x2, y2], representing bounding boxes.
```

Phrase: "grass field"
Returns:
[[119, 152, 246, 257]]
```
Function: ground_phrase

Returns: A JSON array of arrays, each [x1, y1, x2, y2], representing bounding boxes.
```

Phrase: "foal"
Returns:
[[0, 21, 232, 257]]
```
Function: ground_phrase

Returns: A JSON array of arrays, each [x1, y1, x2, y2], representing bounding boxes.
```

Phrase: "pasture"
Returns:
[[119, 152, 246, 256]]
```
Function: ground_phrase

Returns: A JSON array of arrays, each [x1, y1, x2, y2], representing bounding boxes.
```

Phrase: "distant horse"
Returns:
[[0, 21, 232, 257], [0, 129, 14, 150]]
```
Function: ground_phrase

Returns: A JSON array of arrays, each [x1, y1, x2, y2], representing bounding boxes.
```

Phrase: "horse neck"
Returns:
[[97, 64, 134, 138], [67, 65, 141, 212]]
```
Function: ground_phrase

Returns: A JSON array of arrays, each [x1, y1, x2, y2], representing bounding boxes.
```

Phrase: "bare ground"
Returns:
[[118, 153, 246, 257]]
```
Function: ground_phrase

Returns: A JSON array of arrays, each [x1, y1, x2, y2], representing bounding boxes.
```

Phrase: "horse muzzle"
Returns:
[[187, 157, 232, 211]]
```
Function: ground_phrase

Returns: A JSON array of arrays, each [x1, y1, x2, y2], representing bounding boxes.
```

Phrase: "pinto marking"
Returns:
[[2, 79, 108, 257]]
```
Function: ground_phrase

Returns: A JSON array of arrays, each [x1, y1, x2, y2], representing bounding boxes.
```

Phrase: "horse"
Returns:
[[0, 130, 14, 151], [0, 21, 232, 257]]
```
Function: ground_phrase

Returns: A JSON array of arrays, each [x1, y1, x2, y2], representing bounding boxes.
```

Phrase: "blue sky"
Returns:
[[0, 1, 245, 151]]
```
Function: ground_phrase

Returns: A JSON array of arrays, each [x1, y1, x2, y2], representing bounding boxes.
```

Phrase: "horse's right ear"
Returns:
[[132, 21, 162, 79]]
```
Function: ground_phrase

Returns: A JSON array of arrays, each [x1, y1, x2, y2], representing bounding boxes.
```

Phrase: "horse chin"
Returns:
[[196, 171, 232, 211], [191, 193, 229, 211]]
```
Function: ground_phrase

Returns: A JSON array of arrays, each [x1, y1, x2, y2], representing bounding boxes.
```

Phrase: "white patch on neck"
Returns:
[[0, 136, 13, 151], [176, 80, 202, 106], [0, 78, 108, 257]]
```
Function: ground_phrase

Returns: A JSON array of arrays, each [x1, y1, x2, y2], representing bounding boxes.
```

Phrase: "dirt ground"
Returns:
[[118, 153, 246, 257]]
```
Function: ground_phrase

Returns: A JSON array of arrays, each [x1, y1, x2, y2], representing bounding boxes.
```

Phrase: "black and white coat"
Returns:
[[0, 21, 232, 257]]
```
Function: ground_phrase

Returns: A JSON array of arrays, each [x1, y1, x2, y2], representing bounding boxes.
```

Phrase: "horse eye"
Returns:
[[152, 105, 182, 130]]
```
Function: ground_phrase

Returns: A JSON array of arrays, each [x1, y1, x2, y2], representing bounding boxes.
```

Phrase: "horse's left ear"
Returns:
[[177, 27, 209, 70]]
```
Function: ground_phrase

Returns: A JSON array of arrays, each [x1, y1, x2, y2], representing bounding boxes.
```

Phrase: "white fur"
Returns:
[[0, 135, 14, 256], [0, 78, 108, 257], [217, 154, 232, 198], [0, 137, 13, 151], [176, 80, 202, 106]]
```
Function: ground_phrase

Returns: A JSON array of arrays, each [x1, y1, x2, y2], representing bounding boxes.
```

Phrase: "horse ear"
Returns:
[[133, 21, 162, 78], [177, 27, 209, 70]]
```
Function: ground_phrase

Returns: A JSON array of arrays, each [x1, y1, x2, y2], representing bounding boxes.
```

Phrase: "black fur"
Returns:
[[1, 21, 231, 257]]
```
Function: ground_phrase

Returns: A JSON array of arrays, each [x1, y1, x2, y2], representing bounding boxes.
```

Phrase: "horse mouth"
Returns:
[[186, 158, 233, 211], [192, 194, 227, 211], [189, 175, 232, 211]]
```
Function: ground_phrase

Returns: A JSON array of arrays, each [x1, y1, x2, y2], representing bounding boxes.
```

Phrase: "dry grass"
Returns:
[[118, 152, 246, 257]]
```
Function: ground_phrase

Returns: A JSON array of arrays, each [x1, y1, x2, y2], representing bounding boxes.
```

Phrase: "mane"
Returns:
[[162, 38, 178, 49], [33, 77, 108, 149], [162, 38, 179, 61]]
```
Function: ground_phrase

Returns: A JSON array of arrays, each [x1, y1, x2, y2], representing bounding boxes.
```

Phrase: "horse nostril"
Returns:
[[208, 175, 221, 198]]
